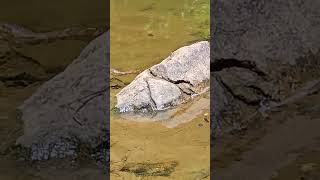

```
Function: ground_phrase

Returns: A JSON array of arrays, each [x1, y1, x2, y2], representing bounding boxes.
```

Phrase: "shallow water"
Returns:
[[1, 0, 109, 71], [110, 0, 209, 70], [110, 0, 210, 179], [1, 0, 109, 31], [110, 112, 210, 179], [0, 0, 209, 179]]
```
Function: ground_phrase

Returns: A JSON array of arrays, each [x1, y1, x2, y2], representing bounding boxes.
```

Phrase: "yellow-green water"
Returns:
[[0, 0, 210, 179], [110, 0, 210, 179], [110, 0, 209, 70]]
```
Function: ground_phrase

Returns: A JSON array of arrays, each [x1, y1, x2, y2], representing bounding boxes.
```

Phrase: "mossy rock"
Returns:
[[120, 161, 178, 177]]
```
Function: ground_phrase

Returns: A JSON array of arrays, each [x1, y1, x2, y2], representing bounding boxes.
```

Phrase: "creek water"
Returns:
[[0, 0, 210, 179], [110, 0, 209, 70], [110, 0, 210, 179]]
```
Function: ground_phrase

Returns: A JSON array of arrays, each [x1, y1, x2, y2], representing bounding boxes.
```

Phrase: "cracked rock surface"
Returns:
[[211, 0, 320, 135], [115, 41, 210, 113], [16, 31, 109, 161]]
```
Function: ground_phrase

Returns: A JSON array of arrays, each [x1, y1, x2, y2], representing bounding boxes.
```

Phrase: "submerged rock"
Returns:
[[120, 161, 178, 177], [16, 31, 109, 161], [116, 41, 210, 113]]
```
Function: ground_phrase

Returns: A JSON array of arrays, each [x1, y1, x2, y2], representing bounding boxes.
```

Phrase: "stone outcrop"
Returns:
[[211, 0, 320, 135], [16, 31, 109, 161], [116, 41, 210, 113]]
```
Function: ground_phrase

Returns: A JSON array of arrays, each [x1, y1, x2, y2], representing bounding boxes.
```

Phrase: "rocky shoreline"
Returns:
[[15, 32, 210, 163], [3, 2, 319, 179]]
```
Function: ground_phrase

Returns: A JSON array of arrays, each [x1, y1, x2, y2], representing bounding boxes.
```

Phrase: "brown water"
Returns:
[[1, 0, 109, 71], [1, 0, 109, 31], [110, 0, 210, 179]]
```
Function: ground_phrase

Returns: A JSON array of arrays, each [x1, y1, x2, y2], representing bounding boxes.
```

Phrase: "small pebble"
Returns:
[[203, 113, 209, 123]]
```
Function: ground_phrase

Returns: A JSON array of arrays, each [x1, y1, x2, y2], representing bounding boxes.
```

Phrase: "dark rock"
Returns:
[[211, 0, 320, 135], [16, 32, 109, 161]]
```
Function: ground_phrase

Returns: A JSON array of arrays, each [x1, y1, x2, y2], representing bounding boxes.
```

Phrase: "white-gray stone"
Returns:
[[115, 41, 210, 113], [147, 78, 182, 111]]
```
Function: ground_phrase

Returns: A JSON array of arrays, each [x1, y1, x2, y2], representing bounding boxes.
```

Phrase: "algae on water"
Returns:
[[120, 161, 178, 177]]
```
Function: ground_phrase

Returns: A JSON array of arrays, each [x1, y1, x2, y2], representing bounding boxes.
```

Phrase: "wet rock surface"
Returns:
[[211, 0, 320, 135], [16, 32, 109, 162], [29, 137, 78, 161], [115, 41, 210, 113]]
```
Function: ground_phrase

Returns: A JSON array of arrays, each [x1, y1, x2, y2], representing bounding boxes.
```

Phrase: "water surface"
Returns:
[[110, 0, 210, 179], [110, 0, 209, 70]]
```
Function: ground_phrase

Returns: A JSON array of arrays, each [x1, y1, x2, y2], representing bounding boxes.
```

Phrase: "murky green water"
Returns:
[[110, 0, 209, 70]]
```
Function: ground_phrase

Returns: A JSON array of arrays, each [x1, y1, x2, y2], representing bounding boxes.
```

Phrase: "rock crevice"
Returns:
[[211, 0, 320, 135], [115, 41, 210, 113]]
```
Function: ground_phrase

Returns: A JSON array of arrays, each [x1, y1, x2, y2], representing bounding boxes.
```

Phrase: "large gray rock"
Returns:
[[211, 0, 320, 134], [16, 32, 109, 161], [116, 41, 210, 113], [212, 0, 320, 66]]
